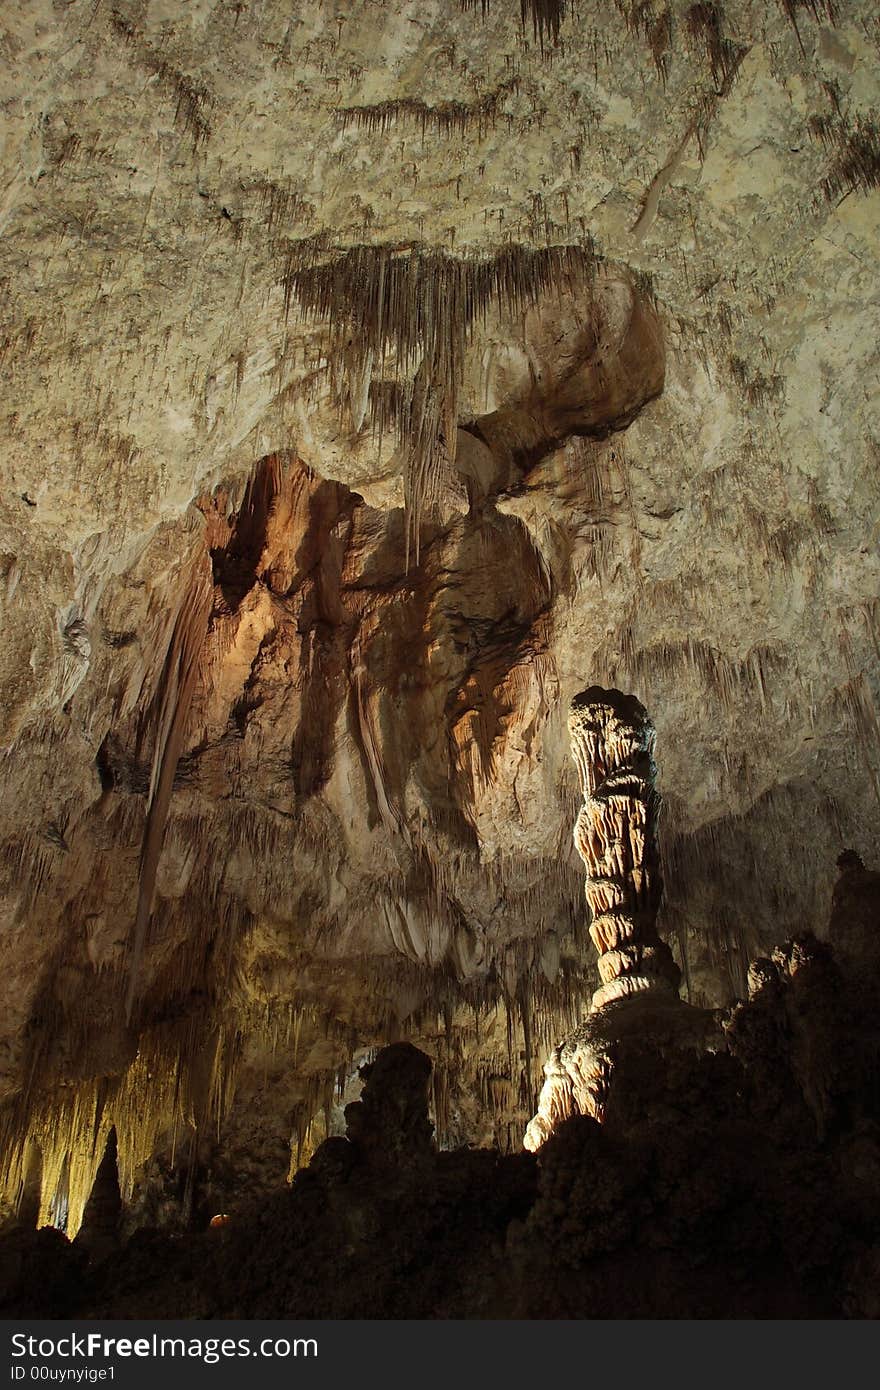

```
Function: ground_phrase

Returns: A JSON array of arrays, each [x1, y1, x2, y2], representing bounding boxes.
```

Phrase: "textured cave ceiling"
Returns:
[[0, 0, 879, 1229]]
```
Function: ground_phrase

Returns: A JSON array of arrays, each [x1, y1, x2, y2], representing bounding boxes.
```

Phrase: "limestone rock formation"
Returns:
[[0, 0, 878, 1231], [343, 1042, 434, 1167], [74, 1130, 122, 1266], [828, 849, 880, 983], [569, 686, 680, 1007], [2, 900, 878, 1318], [525, 685, 715, 1148]]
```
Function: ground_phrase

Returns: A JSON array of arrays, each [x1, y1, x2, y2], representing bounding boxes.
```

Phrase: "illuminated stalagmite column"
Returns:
[[569, 687, 680, 1009], [524, 687, 688, 1151]]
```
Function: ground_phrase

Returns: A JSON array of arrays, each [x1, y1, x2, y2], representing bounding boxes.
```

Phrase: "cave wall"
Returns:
[[1, 0, 879, 1228]]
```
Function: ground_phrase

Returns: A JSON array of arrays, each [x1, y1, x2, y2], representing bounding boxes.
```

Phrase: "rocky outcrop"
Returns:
[[828, 849, 880, 983], [343, 1043, 434, 1168]]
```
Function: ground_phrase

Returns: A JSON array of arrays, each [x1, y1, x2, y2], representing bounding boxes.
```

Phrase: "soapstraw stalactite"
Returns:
[[282, 243, 596, 562]]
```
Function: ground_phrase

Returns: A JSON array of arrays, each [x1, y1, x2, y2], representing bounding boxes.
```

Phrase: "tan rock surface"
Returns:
[[0, 0, 878, 1225]]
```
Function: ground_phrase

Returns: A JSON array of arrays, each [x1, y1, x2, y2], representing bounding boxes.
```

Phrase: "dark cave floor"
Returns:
[[2, 864, 879, 1320]]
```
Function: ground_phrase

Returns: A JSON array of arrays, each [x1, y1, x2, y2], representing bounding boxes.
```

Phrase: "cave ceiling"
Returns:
[[0, 0, 879, 1225]]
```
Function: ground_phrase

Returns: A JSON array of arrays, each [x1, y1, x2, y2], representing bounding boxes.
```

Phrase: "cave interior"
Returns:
[[0, 0, 879, 1319]]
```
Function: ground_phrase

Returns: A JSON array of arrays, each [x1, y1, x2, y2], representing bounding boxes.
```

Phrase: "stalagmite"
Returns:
[[74, 1130, 121, 1265], [570, 687, 680, 1008], [343, 1043, 434, 1166], [524, 687, 711, 1150], [127, 553, 213, 1020]]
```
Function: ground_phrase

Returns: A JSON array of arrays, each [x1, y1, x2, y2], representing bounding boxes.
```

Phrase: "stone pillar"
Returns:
[[525, 687, 698, 1151], [569, 687, 680, 1008]]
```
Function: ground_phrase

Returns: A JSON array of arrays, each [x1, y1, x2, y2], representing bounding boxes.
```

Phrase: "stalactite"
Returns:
[[605, 632, 785, 715], [521, 0, 566, 49], [288, 1070, 346, 1174], [838, 674, 880, 813], [617, 2, 673, 84], [809, 112, 880, 203], [778, 0, 839, 57], [0, 1016, 238, 1238], [248, 179, 312, 236], [339, 81, 518, 140], [127, 554, 213, 1021], [430, 1065, 452, 1144], [107, 11, 212, 149], [283, 243, 595, 560], [686, 4, 747, 92], [352, 659, 407, 842], [728, 354, 784, 407], [459, 0, 566, 49]]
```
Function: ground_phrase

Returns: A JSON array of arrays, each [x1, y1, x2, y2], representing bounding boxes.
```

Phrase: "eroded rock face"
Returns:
[[0, 0, 879, 1222]]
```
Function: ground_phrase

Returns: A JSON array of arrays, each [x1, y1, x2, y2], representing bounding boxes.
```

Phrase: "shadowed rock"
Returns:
[[343, 1042, 435, 1166], [75, 1130, 122, 1266]]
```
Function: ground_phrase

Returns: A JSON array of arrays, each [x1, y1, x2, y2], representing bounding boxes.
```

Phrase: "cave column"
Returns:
[[524, 686, 696, 1151], [569, 687, 680, 1008]]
